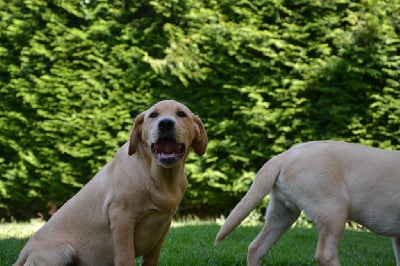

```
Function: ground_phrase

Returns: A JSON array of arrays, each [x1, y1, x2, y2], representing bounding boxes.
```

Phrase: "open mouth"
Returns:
[[151, 138, 186, 166]]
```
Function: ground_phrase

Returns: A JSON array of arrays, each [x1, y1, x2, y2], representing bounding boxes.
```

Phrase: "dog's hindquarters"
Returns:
[[13, 242, 76, 266], [215, 154, 283, 243]]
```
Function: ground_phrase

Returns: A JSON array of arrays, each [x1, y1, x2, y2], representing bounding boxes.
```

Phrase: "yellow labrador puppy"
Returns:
[[14, 100, 207, 266], [216, 140, 400, 266]]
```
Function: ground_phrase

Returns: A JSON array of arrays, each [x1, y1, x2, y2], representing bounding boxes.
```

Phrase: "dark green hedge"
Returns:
[[0, 0, 399, 220]]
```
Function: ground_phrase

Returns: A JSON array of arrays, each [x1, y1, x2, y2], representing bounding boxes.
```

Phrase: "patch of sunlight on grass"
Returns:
[[172, 216, 217, 227], [0, 219, 44, 239]]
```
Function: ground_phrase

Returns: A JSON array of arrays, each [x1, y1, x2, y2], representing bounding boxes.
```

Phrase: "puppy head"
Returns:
[[129, 100, 207, 167]]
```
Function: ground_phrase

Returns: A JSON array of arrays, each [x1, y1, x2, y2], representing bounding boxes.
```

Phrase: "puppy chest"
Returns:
[[148, 188, 183, 213], [133, 212, 172, 255]]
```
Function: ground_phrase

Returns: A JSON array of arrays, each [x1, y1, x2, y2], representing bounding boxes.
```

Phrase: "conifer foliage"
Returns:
[[0, 0, 399, 219]]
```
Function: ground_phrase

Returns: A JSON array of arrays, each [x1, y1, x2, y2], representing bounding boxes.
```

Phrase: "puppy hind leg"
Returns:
[[32, 243, 77, 266], [391, 237, 400, 266], [247, 196, 300, 266], [55, 243, 77, 265], [315, 214, 346, 266]]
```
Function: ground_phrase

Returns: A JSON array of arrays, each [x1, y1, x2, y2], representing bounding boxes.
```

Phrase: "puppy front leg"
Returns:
[[109, 206, 135, 266], [140, 221, 171, 266]]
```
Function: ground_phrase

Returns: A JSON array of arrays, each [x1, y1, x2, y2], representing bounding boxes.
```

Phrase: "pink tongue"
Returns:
[[154, 140, 181, 154]]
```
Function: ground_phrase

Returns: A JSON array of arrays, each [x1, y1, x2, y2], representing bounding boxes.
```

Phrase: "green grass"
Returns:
[[0, 219, 395, 265], [0, 219, 44, 266]]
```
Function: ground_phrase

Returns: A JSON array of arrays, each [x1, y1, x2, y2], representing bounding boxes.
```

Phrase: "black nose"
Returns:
[[158, 118, 175, 131]]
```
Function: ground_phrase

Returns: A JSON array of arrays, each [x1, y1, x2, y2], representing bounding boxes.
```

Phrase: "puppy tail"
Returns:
[[215, 153, 283, 244]]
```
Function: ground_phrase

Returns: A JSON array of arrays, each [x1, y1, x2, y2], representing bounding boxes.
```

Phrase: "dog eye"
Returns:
[[177, 111, 187, 118], [149, 112, 158, 118]]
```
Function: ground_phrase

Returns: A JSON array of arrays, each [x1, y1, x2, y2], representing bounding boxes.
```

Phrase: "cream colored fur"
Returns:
[[216, 140, 400, 266], [14, 100, 207, 266]]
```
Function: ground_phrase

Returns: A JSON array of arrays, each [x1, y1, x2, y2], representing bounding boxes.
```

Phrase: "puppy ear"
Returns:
[[191, 115, 208, 156], [128, 112, 145, 155]]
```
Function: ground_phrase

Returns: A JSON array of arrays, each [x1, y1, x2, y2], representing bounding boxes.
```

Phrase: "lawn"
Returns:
[[0, 219, 395, 265]]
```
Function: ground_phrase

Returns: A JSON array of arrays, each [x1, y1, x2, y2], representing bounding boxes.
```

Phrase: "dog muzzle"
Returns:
[[151, 139, 186, 166]]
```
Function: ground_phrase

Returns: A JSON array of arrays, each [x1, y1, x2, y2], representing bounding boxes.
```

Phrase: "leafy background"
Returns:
[[0, 0, 399, 220]]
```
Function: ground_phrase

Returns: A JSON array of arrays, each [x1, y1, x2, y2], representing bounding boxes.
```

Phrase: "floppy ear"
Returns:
[[128, 112, 145, 156], [191, 115, 208, 156]]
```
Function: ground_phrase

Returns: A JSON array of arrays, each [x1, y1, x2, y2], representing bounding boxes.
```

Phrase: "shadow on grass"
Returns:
[[0, 236, 27, 266], [1, 222, 396, 266]]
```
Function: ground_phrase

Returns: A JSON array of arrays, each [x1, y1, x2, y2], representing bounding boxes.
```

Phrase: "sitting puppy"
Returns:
[[216, 140, 400, 266], [14, 100, 207, 266]]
